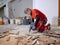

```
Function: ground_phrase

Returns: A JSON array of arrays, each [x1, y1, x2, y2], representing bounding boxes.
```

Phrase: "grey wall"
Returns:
[[9, 0, 33, 18]]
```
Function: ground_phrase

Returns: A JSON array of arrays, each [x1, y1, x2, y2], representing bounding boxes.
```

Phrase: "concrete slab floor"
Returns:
[[0, 24, 60, 45], [0, 24, 60, 36]]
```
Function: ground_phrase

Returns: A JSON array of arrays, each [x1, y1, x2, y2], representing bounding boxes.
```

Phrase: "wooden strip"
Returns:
[[58, 0, 60, 26]]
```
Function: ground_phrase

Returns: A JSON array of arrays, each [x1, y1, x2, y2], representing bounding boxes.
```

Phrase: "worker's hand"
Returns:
[[29, 23, 36, 32]]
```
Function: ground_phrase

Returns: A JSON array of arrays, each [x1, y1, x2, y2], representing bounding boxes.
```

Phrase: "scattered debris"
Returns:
[[0, 34, 5, 38], [32, 39, 37, 45], [31, 35, 39, 40], [0, 29, 60, 45], [36, 40, 40, 45], [27, 36, 32, 40], [45, 30, 60, 38], [9, 30, 19, 35]]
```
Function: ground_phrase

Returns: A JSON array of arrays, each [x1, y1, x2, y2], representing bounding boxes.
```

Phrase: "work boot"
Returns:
[[44, 23, 51, 31], [47, 23, 51, 30], [38, 26, 45, 33]]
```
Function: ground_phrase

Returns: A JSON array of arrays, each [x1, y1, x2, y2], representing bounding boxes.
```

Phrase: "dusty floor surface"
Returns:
[[0, 24, 60, 45]]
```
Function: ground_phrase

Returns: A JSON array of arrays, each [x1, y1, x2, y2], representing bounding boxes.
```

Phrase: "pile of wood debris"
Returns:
[[17, 33, 60, 45], [0, 30, 60, 45]]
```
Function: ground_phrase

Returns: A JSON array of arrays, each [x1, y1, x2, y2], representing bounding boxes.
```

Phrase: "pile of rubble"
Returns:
[[17, 33, 60, 45], [0, 30, 60, 45]]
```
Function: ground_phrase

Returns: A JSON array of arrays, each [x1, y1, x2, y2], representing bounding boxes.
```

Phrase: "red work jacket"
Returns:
[[31, 9, 47, 21]]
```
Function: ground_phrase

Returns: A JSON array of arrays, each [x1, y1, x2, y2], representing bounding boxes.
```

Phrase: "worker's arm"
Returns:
[[32, 18, 34, 23], [29, 15, 40, 32], [35, 15, 40, 27]]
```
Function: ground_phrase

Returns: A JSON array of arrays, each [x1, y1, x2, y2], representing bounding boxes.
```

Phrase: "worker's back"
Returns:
[[31, 9, 47, 21]]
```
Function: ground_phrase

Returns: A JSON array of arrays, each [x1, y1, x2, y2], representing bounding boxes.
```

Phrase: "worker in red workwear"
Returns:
[[24, 8, 50, 32]]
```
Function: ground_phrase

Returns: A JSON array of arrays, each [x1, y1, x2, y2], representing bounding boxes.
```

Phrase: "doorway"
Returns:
[[0, 7, 4, 17], [0, 5, 6, 18]]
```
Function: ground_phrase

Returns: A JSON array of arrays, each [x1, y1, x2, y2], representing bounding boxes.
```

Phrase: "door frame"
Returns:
[[58, 0, 60, 26]]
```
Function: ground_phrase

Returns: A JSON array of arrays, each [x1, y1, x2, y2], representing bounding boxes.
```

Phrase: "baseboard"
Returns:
[[51, 24, 58, 26]]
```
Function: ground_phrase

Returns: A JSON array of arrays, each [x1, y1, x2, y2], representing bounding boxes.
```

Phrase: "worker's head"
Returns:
[[24, 8, 32, 15]]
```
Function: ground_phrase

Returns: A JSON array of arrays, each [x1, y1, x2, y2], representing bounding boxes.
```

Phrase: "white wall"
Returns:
[[33, 0, 58, 25], [9, 0, 33, 18]]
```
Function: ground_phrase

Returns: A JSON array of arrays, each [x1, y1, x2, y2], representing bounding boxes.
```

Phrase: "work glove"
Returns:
[[29, 22, 35, 32]]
